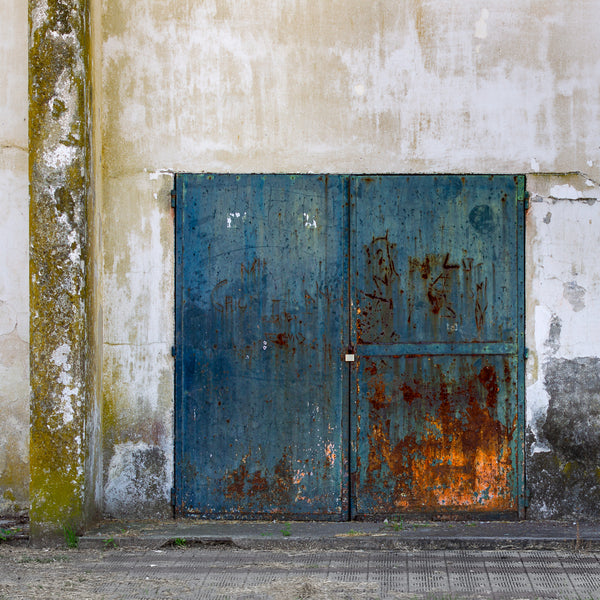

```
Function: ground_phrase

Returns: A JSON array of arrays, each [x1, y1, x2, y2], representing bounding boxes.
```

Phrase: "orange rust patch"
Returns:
[[225, 462, 248, 499], [248, 471, 269, 495], [325, 443, 337, 467], [362, 358, 515, 513], [224, 449, 295, 510], [400, 383, 421, 405]]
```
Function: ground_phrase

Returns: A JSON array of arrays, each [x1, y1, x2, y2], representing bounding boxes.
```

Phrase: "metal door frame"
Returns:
[[174, 174, 526, 520]]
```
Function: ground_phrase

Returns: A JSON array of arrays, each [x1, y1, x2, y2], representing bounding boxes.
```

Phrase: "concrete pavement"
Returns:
[[1, 545, 600, 599], [79, 518, 600, 551], [2, 519, 600, 598]]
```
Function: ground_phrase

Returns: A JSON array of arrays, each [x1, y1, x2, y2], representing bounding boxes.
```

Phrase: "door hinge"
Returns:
[[171, 345, 177, 357], [170, 487, 176, 507], [524, 347, 529, 360], [524, 487, 531, 508], [524, 190, 530, 210], [171, 190, 177, 209]]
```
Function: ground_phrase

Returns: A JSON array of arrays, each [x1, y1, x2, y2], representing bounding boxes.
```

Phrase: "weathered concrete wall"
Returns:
[[98, 0, 600, 517], [0, 0, 29, 516], [526, 174, 600, 519]]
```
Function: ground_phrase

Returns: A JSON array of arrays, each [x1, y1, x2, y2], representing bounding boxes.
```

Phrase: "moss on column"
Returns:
[[29, 0, 94, 542]]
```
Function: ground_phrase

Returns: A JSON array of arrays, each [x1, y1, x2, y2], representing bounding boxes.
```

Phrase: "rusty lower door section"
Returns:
[[351, 175, 525, 519], [174, 174, 348, 518]]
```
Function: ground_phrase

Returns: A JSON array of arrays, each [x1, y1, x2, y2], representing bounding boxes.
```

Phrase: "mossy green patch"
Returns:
[[562, 461, 576, 477]]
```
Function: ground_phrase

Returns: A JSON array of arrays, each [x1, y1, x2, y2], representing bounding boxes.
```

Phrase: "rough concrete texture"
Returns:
[[79, 519, 600, 552], [526, 174, 600, 519], [0, 0, 29, 515], [28, 0, 97, 537]]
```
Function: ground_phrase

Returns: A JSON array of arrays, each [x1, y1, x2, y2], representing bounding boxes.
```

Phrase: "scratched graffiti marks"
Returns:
[[358, 232, 401, 343], [475, 278, 488, 332], [359, 356, 516, 514], [407, 254, 489, 339], [424, 254, 459, 319], [359, 234, 492, 344]]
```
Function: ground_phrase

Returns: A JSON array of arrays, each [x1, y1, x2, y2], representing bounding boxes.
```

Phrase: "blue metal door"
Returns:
[[175, 174, 524, 519], [174, 174, 349, 518], [350, 175, 525, 518]]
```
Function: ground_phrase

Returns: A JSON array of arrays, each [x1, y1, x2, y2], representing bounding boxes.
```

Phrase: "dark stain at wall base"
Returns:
[[527, 449, 600, 519], [527, 357, 600, 519], [104, 443, 170, 519]]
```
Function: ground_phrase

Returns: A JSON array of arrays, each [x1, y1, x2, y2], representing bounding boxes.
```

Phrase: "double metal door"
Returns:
[[174, 174, 525, 519]]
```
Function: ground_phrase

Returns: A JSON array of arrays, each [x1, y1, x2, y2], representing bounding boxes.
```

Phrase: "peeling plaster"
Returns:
[[563, 281, 586, 312], [526, 174, 600, 518], [550, 184, 589, 200], [474, 8, 489, 40], [0, 303, 17, 336], [101, 173, 174, 518], [100, 1, 600, 176]]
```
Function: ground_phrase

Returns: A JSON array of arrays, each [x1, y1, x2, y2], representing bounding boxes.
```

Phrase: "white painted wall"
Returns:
[[526, 175, 600, 393], [0, 0, 29, 514], [98, 0, 600, 516], [101, 172, 174, 517]]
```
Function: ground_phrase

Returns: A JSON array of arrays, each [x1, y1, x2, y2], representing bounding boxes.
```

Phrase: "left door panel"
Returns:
[[175, 174, 348, 518]]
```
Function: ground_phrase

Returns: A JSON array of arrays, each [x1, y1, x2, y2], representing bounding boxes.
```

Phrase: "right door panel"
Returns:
[[351, 175, 524, 518]]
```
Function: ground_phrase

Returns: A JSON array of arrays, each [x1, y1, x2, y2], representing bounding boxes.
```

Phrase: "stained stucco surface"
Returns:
[[101, 173, 173, 518], [28, 0, 99, 538], [0, 0, 29, 515], [98, 0, 600, 517]]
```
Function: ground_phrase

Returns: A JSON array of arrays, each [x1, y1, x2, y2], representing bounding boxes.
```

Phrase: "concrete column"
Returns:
[[29, 0, 97, 542]]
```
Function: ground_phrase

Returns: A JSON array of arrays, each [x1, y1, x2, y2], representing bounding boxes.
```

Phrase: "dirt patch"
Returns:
[[223, 577, 380, 600]]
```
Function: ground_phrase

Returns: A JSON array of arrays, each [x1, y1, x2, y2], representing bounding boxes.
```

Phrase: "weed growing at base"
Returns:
[[63, 524, 78, 549]]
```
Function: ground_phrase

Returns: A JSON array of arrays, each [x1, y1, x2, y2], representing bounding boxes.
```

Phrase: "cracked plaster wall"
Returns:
[[0, 0, 29, 515], [98, 0, 600, 517]]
